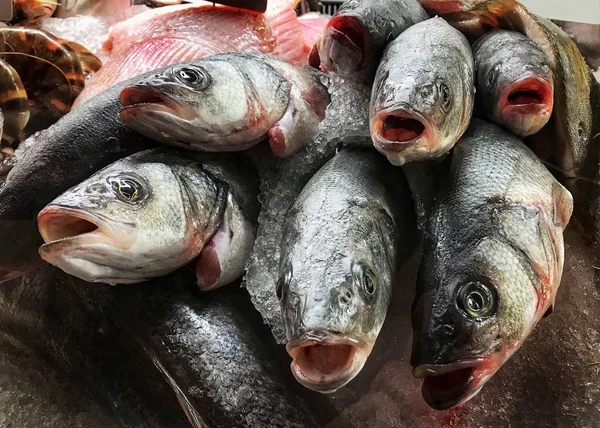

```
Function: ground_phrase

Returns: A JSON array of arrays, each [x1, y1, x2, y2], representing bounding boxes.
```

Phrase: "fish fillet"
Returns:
[[74, 0, 304, 107]]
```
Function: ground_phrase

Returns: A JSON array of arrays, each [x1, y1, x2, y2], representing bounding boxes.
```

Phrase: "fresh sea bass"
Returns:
[[411, 119, 573, 410], [37, 148, 259, 288], [309, 0, 428, 83], [429, 0, 594, 206], [74, 0, 306, 106], [473, 30, 554, 137], [370, 17, 475, 166], [119, 53, 330, 158], [279, 149, 417, 393], [0, 77, 158, 283]]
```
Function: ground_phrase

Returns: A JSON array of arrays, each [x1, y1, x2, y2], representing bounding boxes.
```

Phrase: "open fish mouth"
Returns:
[[37, 206, 132, 258], [413, 358, 486, 410], [286, 332, 369, 394], [371, 109, 432, 155], [320, 15, 368, 74], [499, 76, 553, 136], [119, 86, 198, 122]]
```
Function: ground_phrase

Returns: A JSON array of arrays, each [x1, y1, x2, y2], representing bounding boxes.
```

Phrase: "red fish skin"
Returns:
[[74, 0, 304, 108]]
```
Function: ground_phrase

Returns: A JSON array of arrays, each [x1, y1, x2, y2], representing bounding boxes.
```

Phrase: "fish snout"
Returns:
[[499, 75, 554, 137], [321, 15, 367, 78], [286, 331, 368, 393]]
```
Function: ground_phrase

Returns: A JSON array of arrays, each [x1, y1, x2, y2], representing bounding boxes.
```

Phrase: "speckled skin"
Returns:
[[279, 149, 417, 390], [473, 29, 553, 136], [370, 17, 475, 165], [97, 272, 322, 428], [412, 119, 573, 408], [313, 0, 428, 83]]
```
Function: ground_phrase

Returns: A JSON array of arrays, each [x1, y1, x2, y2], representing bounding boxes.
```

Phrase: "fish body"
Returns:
[[119, 53, 329, 158], [74, 0, 306, 106], [279, 149, 417, 393], [309, 0, 429, 83], [473, 29, 554, 137], [0, 77, 158, 283], [411, 119, 573, 410], [370, 17, 475, 165], [37, 148, 259, 287]]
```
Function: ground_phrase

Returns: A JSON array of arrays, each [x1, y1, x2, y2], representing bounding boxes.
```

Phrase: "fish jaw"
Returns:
[[37, 205, 138, 283], [370, 108, 436, 166], [318, 15, 369, 81], [498, 76, 554, 137], [119, 86, 202, 145], [286, 332, 372, 394]]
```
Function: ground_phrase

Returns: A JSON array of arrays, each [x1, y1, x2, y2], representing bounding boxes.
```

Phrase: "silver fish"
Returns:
[[411, 119, 573, 410], [370, 17, 475, 166], [473, 29, 554, 137], [309, 0, 428, 83], [119, 53, 330, 159], [278, 149, 417, 393], [37, 148, 259, 287]]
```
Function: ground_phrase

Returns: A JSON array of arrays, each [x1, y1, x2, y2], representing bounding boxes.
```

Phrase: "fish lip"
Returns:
[[286, 331, 370, 394], [413, 358, 487, 410], [371, 108, 434, 154], [499, 75, 554, 116], [37, 205, 129, 259], [321, 14, 368, 76], [119, 85, 198, 122]]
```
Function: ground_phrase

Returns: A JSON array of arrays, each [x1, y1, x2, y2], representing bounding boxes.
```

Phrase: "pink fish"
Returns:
[[74, 0, 304, 107]]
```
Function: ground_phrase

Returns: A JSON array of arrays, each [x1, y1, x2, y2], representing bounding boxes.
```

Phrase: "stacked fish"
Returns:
[[0, 0, 598, 419]]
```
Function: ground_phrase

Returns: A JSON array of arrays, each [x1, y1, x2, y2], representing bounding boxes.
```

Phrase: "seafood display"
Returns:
[[0, 0, 599, 427]]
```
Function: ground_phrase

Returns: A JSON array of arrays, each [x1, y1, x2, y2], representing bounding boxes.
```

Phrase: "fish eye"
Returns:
[[109, 176, 144, 203], [440, 83, 451, 107], [276, 265, 293, 300], [487, 67, 498, 86], [175, 67, 211, 90], [456, 280, 496, 319], [352, 262, 377, 298]]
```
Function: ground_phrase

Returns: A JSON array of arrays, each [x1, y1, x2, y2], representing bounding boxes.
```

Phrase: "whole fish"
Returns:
[[411, 119, 573, 410], [74, 0, 306, 106], [370, 17, 475, 165], [279, 149, 417, 393], [119, 53, 330, 158], [309, 0, 428, 83], [473, 30, 554, 138], [0, 76, 158, 283], [428, 0, 594, 214], [37, 148, 259, 288]]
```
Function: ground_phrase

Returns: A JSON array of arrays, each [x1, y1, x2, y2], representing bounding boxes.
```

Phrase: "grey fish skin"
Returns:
[[473, 29, 554, 137], [97, 272, 323, 428], [0, 267, 192, 428], [411, 119, 573, 411], [279, 149, 417, 394], [0, 75, 159, 283], [370, 17, 475, 166], [119, 53, 330, 159], [309, 0, 429, 83], [37, 148, 259, 288]]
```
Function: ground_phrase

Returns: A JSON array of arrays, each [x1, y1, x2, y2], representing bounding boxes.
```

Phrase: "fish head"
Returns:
[[473, 30, 554, 137], [316, 11, 371, 81], [37, 151, 225, 284], [279, 209, 395, 393], [370, 22, 474, 165], [119, 61, 258, 148], [411, 200, 568, 410]]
